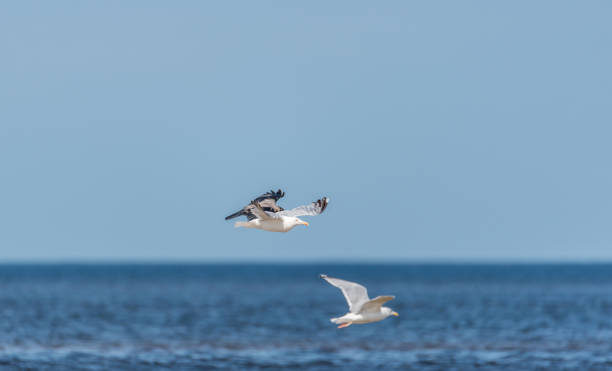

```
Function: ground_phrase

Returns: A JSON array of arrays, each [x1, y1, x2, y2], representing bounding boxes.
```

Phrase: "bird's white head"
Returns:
[[294, 217, 309, 227], [280, 216, 309, 231], [382, 307, 399, 318]]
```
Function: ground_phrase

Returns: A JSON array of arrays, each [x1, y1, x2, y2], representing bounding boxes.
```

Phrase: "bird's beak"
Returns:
[[392, 311, 399, 317], [301, 221, 309, 226]]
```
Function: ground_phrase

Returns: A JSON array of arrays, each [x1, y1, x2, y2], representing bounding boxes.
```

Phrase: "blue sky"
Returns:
[[1, 2, 611, 261]]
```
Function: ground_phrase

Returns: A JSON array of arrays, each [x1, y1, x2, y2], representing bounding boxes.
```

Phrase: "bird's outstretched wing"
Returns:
[[274, 197, 329, 218], [253, 189, 285, 203], [250, 201, 273, 220], [225, 189, 285, 220], [360, 296, 395, 313], [320, 274, 370, 313]]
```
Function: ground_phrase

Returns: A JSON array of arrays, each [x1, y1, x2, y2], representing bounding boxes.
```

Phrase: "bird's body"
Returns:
[[330, 309, 394, 325], [320, 274, 398, 328], [234, 216, 306, 233], [226, 189, 328, 233]]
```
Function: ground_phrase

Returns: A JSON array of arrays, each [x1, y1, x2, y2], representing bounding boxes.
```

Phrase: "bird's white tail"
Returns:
[[234, 221, 248, 228], [330, 317, 342, 324]]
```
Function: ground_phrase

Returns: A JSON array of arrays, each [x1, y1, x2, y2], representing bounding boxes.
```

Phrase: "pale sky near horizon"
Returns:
[[1, 2, 611, 262]]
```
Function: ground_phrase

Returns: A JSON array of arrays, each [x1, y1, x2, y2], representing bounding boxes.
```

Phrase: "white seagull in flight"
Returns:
[[321, 274, 398, 328]]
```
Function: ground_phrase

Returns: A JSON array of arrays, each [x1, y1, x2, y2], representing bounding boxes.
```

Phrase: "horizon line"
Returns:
[[2, 258, 612, 265]]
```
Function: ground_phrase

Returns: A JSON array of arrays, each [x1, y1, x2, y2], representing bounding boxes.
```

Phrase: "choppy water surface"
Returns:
[[2, 264, 612, 370]]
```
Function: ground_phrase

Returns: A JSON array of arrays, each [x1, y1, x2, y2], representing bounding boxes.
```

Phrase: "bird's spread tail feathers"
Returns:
[[234, 221, 249, 228], [330, 317, 342, 324]]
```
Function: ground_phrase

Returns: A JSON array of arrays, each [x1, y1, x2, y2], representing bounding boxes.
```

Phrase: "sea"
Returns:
[[1, 263, 612, 370]]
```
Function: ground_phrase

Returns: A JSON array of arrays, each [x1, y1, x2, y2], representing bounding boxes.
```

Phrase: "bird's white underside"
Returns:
[[235, 216, 303, 233]]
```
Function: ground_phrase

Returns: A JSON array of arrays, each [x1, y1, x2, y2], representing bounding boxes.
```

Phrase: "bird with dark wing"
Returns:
[[229, 191, 329, 232], [224, 189, 286, 221]]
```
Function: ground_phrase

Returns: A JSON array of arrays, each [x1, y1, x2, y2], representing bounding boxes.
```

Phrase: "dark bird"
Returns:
[[224, 189, 286, 221]]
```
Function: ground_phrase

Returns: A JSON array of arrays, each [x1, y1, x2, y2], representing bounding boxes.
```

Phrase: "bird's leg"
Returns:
[[337, 322, 352, 328]]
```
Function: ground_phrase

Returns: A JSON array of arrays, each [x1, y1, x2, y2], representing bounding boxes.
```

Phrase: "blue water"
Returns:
[[2, 264, 612, 370]]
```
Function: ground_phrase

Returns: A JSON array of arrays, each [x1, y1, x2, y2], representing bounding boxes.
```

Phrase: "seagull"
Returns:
[[225, 189, 286, 221], [320, 274, 398, 328], [231, 196, 329, 232]]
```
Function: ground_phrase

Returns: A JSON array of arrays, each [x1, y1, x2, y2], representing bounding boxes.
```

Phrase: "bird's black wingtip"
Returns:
[[224, 210, 244, 220], [318, 197, 329, 213]]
